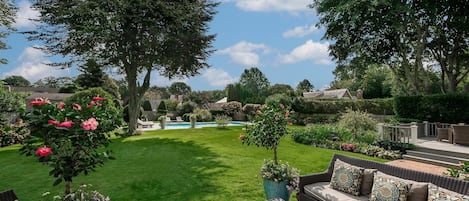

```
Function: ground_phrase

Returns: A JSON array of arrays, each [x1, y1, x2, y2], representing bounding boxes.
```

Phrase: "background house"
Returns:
[[303, 89, 353, 99]]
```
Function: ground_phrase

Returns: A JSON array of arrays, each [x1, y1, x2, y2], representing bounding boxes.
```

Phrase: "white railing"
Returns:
[[377, 123, 417, 144]]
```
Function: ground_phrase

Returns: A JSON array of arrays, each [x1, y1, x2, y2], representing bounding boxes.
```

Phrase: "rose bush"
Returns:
[[21, 95, 122, 195], [241, 103, 299, 197]]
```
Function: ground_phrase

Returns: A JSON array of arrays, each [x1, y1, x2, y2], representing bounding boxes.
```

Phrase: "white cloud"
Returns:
[[217, 41, 269, 67], [14, 0, 40, 28], [150, 73, 188, 87], [231, 0, 312, 12], [3, 47, 69, 82], [283, 24, 318, 38], [279, 40, 331, 65], [202, 68, 237, 87]]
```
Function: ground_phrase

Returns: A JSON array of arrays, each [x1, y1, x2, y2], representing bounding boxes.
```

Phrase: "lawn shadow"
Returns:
[[97, 137, 230, 201]]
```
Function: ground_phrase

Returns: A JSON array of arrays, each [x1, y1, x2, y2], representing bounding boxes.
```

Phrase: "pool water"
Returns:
[[164, 121, 245, 129]]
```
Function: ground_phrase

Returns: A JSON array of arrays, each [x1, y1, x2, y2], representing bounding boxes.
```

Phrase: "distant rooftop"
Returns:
[[303, 89, 352, 99]]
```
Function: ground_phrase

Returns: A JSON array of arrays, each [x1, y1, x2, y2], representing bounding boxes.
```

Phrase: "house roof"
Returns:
[[303, 89, 352, 99], [27, 92, 73, 101]]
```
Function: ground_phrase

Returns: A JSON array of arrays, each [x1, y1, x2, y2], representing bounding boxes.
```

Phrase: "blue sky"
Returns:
[[1, 0, 335, 91]]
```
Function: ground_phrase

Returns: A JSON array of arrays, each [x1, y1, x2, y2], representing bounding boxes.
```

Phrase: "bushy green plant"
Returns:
[[141, 100, 152, 111], [444, 162, 469, 180], [21, 96, 122, 194], [176, 101, 198, 116], [193, 108, 212, 122], [337, 109, 377, 140], [215, 115, 232, 128], [157, 101, 167, 114], [0, 121, 29, 147], [222, 101, 242, 116], [242, 103, 262, 117], [163, 100, 179, 112], [265, 93, 292, 108], [290, 124, 351, 145]]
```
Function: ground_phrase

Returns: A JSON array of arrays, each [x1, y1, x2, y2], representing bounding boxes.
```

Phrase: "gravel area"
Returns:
[[386, 160, 449, 176]]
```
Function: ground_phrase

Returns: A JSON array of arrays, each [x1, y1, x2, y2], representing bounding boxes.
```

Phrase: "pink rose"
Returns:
[[48, 120, 59, 125], [36, 147, 52, 157], [72, 103, 82, 111], [81, 118, 99, 131], [57, 121, 74, 128], [285, 111, 290, 118], [29, 98, 51, 106], [279, 104, 285, 109], [92, 96, 105, 102], [239, 134, 245, 140], [57, 102, 65, 110], [87, 101, 96, 108]]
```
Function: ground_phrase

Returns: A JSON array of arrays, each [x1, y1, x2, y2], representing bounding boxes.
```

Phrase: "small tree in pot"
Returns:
[[241, 103, 299, 201]]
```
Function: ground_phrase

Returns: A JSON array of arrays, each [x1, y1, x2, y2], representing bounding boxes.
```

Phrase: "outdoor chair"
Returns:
[[166, 117, 172, 122], [436, 128, 451, 143], [0, 189, 19, 201], [137, 119, 154, 128], [452, 125, 469, 146], [176, 116, 184, 122]]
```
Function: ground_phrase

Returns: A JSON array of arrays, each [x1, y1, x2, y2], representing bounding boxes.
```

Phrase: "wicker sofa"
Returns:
[[297, 154, 469, 201]]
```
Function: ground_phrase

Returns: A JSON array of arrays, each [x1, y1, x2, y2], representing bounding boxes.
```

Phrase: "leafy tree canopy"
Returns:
[[2, 75, 31, 87], [296, 79, 314, 93], [0, 0, 16, 64], [239, 67, 270, 96], [168, 82, 191, 95]]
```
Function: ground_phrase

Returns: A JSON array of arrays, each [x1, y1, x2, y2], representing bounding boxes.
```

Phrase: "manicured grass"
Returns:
[[0, 127, 386, 200]]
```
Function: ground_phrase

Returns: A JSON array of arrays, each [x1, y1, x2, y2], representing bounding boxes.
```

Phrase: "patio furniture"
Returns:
[[437, 128, 451, 143], [0, 189, 18, 201], [166, 117, 172, 122], [176, 116, 184, 122], [137, 119, 154, 128], [452, 125, 469, 146]]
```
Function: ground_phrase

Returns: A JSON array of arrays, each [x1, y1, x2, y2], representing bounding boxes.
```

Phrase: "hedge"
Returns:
[[394, 93, 469, 123], [291, 97, 393, 115]]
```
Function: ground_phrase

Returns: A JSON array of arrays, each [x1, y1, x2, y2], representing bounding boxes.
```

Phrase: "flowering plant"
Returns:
[[241, 103, 299, 193], [21, 91, 122, 194]]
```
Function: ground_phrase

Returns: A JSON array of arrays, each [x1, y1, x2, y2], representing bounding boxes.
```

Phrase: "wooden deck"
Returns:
[[415, 137, 469, 155]]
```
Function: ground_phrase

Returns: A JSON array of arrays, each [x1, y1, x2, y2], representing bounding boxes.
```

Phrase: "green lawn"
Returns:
[[0, 127, 386, 201]]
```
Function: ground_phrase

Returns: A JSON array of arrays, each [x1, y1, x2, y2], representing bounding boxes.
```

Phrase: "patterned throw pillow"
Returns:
[[428, 184, 469, 201], [329, 159, 364, 196], [370, 172, 412, 201]]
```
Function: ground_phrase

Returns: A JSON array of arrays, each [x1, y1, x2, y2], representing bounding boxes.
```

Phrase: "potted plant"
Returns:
[[241, 103, 299, 201], [184, 113, 198, 128], [158, 115, 167, 129]]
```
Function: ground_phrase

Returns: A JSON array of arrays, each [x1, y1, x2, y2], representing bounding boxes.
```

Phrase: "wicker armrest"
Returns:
[[299, 172, 332, 192]]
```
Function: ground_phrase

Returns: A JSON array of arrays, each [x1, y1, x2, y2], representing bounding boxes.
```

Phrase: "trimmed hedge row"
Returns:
[[292, 97, 393, 115], [394, 93, 469, 123]]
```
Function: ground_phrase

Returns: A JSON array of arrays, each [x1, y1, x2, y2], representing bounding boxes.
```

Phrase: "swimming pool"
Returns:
[[164, 121, 245, 129]]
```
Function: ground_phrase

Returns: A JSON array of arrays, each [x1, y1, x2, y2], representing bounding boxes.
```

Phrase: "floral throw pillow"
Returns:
[[329, 159, 364, 196], [370, 172, 412, 201], [428, 184, 469, 201]]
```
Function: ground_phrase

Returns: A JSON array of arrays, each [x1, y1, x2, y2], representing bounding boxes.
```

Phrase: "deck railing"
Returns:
[[377, 121, 454, 144]]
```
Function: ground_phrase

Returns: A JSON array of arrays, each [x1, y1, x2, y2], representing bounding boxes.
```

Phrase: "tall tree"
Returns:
[[239, 67, 270, 99], [269, 84, 293, 96], [28, 0, 218, 135], [2, 75, 31, 87], [168, 82, 191, 95], [296, 79, 314, 93], [0, 0, 16, 64], [312, 0, 468, 94], [75, 59, 106, 89]]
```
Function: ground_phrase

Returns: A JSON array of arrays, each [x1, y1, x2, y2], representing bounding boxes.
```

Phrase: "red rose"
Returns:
[[57, 121, 74, 128], [92, 96, 105, 102], [29, 98, 51, 106], [36, 147, 52, 157]]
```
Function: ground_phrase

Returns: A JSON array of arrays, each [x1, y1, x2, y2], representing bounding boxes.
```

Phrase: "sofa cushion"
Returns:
[[428, 184, 469, 201], [373, 171, 428, 201], [304, 182, 368, 201], [361, 168, 378, 195], [370, 172, 412, 201], [330, 159, 364, 196]]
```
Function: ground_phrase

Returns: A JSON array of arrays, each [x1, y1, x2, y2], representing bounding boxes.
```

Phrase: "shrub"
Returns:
[[157, 101, 167, 114], [176, 101, 198, 115], [242, 103, 262, 117], [164, 100, 179, 112], [215, 115, 232, 128], [222, 101, 242, 116], [290, 125, 349, 145], [193, 108, 212, 122], [0, 122, 28, 147], [291, 97, 394, 115], [43, 184, 110, 201], [141, 100, 152, 111], [265, 93, 292, 108], [337, 109, 377, 140]]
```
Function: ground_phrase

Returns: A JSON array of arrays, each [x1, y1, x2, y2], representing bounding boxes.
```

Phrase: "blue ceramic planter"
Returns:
[[263, 179, 290, 201]]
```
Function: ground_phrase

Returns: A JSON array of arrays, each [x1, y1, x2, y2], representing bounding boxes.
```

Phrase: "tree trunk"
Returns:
[[125, 66, 152, 136], [273, 145, 278, 165], [65, 181, 71, 195]]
